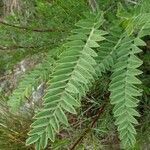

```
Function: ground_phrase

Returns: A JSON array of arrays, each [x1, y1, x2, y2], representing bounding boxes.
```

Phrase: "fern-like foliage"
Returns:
[[117, 0, 150, 36], [26, 13, 107, 149], [96, 26, 123, 75], [1, 0, 150, 149], [109, 35, 145, 148], [8, 52, 55, 112]]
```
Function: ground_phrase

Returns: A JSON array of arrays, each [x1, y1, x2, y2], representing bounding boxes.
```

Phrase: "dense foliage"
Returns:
[[0, 0, 149, 150]]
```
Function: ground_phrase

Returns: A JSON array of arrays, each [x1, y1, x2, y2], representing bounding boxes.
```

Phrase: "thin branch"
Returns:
[[0, 45, 42, 51], [69, 98, 108, 150], [88, 0, 99, 12], [0, 21, 64, 32], [126, 0, 137, 5]]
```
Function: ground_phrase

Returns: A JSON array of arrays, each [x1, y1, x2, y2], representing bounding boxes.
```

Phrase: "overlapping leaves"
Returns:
[[96, 26, 123, 75], [109, 36, 145, 148], [8, 52, 55, 112], [26, 13, 107, 149]]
